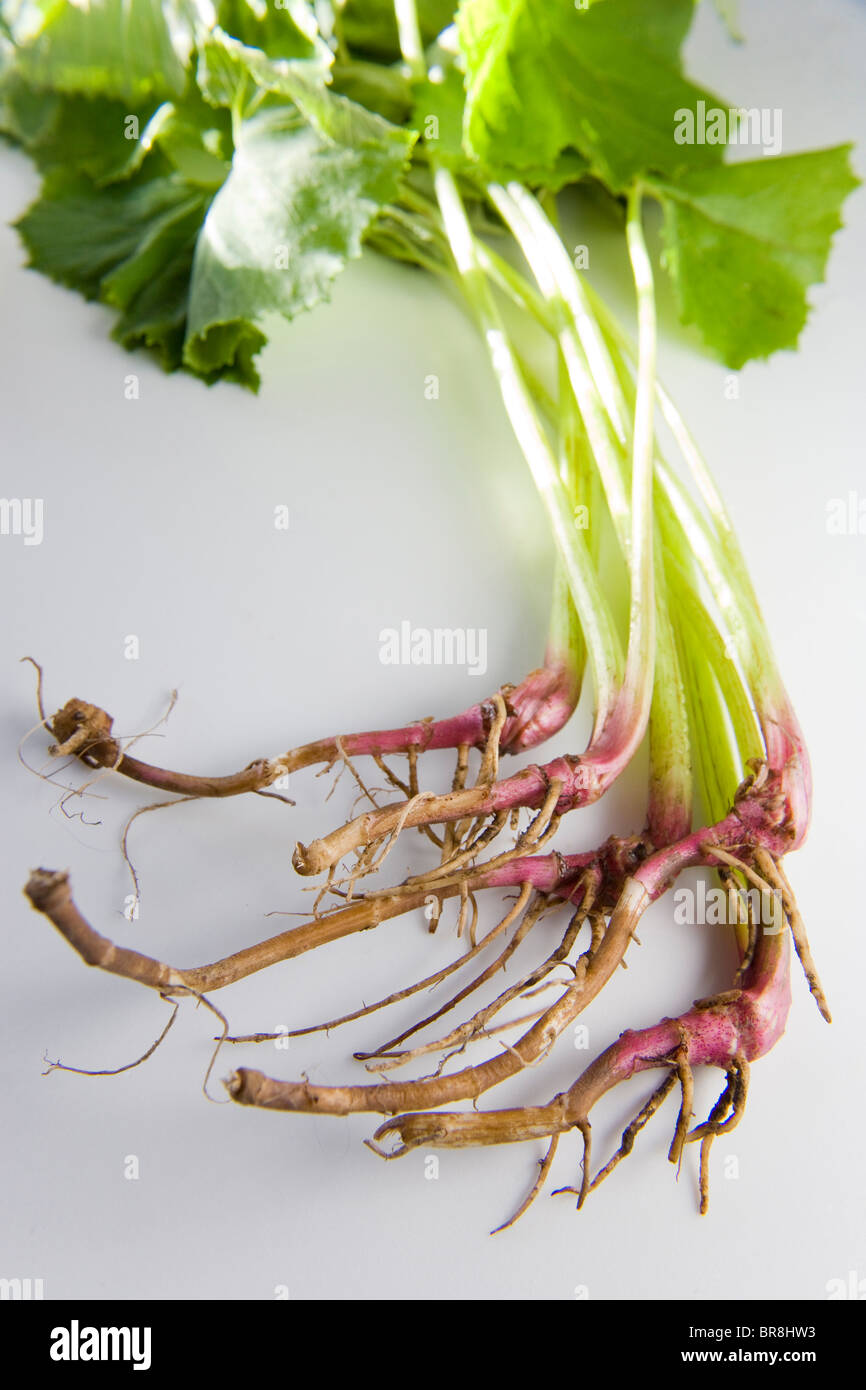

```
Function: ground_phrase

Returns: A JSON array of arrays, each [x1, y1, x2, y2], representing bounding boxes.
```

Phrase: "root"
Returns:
[[365, 877, 600, 1073], [439, 744, 470, 869], [42, 998, 180, 1077], [23, 867, 468, 997], [686, 1054, 750, 1214], [337, 708, 529, 895], [753, 850, 831, 1022], [40, 982, 228, 1102], [667, 1032, 695, 1170], [28, 660, 578, 807], [413, 813, 510, 884], [189, 990, 231, 1102], [355, 885, 546, 1064], [373, 749, 444, 850], [293, 756, 583, 878], [120, 795, 200, 910], [347, 910, 788, 1228], [400, 779, 563, 912], [286, 887, 532, 1040], [705, 845, 830, 1023], [226, 875, 649, 1119], [588, 1071, 678, 1193], [550, 1119, 592, 1209], [492, 1135, 559, 1234], [24, 850, 598, 1051], [334, 737, 381, 810], [21, 655, 48, 725], [474, 693, 509, 789]]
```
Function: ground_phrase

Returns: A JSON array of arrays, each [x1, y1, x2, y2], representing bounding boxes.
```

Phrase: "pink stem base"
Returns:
[[48, 661, 580, 799]]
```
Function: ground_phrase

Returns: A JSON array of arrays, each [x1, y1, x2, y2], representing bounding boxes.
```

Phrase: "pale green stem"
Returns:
[[485, 185, 687, 817], [487, 184, 632, 554], [615, 185, 657, 764], [648, 548, 692, 844], [489, 187, 780, 730], [433, 165, 623, 731], [663, 544, 763, 771], [482, 182, 657, 772], [584, 285, 792, 710], [676, 613, 733, 827], [393, 0, 426, 80], [504, 184, 632, 445]]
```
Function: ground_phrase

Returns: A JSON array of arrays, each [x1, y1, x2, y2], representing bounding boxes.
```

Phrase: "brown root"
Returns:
[[23, 868, 482, 996], [362, 877, 601, 1072], [491, 1135, 560, 1234], [42, 998, 181, 1077], [753, 850, 831, 1022], [588, 1071, 678, 1193], [686, 1054, 750, 1215], [225, 876, 649, 1120], [354, 886, 548, 1064]]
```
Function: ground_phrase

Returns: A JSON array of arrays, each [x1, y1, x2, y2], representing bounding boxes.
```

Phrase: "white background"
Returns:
[[1, 0, 864, 1300]]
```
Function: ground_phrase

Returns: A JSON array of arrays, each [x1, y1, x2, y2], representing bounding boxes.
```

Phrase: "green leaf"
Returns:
[[340, 0, 456, 61], [1, 54, 233, 185], [1, 82, 163, 181], [215, 0, 327, 63], [198, 0, 332, 110], [650, 146, 860, 368], [1, 33, 159, 180], [184, 86, 415, 385], [133, 96, 233, 189], [0, 59, 61, 147], [331, 57, 413, 124], [11, 0, 192, 105], [27, 95, 154, 180], [457, 0, 725, 193], [197, 25, 323, 110], [412, 60, 588, 189], [16, 167, 212, 371], [412, 64, 466, 169]]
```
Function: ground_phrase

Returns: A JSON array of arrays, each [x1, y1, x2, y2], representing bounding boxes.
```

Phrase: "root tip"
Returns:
[[292, 842, 314, 875], [223, 1071, 244, 1099], [24, 867, 70, 910]]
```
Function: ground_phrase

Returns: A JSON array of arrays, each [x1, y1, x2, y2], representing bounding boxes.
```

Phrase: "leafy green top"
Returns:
[[0, 0, 857, 384]]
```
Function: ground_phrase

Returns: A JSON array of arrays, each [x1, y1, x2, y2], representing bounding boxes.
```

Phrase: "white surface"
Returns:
[[1, 0, 865, 1301]]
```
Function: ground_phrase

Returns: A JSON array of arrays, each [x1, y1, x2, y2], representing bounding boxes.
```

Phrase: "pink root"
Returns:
[[42, 661, 580, 800]]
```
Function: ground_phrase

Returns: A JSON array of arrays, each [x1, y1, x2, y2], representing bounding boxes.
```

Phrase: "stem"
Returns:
[[488, 184, 631, 551], [432, 164, 623, 732], [586, 284, 808, 766], [485, 194, 772, 799], [484, 184, 657, 782], [607, 184, 656, 767], [393, 0, 426, 80], [647, 553, 692, 846]]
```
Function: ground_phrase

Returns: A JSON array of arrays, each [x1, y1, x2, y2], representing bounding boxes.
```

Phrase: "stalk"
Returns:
[[432, 165, 623, 732], [487, 186, 688, 839], [488, 184, 631, 547], [393, 0, 426, 81], [419, 172, 658, 781]]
